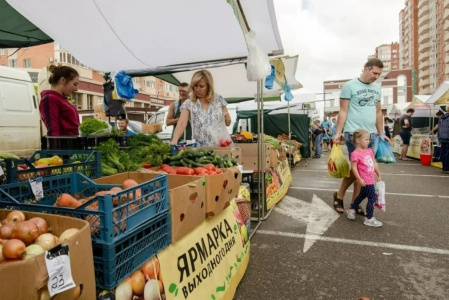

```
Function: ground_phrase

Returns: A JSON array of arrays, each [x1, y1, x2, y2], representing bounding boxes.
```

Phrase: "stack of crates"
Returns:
[[0, 173, 171, 290]]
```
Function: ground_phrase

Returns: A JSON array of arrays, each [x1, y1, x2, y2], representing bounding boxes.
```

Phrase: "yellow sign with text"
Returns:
[[158, 203, 250, 300]]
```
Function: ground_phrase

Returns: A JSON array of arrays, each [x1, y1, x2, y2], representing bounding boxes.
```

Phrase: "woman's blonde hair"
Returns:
[[352, 129, 370, 144], [190, 70, 215, 103]]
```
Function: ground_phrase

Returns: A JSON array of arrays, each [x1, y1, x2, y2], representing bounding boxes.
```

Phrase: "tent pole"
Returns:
[[259, 79, 266, 219], [255, 80, 262, 224], [288, 101, 292, 166]]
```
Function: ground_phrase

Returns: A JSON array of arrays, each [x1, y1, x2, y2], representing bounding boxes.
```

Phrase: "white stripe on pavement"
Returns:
[[288, 186, 449, 199], [297, 169, 448, 178], [256, 230, 449, 255]]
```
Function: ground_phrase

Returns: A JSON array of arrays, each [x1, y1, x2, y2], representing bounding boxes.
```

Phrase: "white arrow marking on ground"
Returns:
[[274, 194, 340, 253]]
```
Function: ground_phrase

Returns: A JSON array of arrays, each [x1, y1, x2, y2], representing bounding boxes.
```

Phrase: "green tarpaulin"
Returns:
[[236, 108, 311, 158], [0, 0, 53, 47]]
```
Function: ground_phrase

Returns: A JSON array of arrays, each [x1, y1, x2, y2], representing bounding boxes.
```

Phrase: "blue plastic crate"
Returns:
[[93, 212, 171, 290], [4, 150, 101, 184], [0, 173, 169, 243]]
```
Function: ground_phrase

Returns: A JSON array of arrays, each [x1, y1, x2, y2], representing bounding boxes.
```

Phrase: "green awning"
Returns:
[[0, 0, 53, 47]]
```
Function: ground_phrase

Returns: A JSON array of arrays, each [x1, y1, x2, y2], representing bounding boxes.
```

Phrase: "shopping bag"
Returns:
[[210, 118, 233, 147], [376, 137, 396, 164], [375, 181, 386, 212], [327, 144, 350, 178], [245, 30, 271, 82]]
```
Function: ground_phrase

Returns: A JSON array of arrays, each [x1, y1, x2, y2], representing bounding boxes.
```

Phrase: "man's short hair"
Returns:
[[406, 108, 415, 113], [436, 110, 444, 116], [364, 58, 384, 69], [179, 82, 189, 88]]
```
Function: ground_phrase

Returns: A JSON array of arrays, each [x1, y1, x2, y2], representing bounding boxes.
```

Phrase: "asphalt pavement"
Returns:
[[234, 146, 449, 300]]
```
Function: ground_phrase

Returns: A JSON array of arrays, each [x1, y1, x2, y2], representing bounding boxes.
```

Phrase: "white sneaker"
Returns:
[[364, 217, 383, 227], [346, 209, 356, 220]]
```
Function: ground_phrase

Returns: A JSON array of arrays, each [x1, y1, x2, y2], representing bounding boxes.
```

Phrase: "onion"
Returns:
[[29, 217, 50, 235], [0, 223, 15, 239], [130, 270, 146, 295], [38, 287, 51, 300], [35, 233, 58, 250], [11, 220, 39, 245], [5, 210, 26, 224], [144, 279, 161, 300], [23, 244, 45, 260], [2, 239, 26, 259], [142, 257, 160, 280], [115, 277, 133, 300], [59, 228, 79, 243], [73, 284, 83, 299], [0, 245, 5, 263]]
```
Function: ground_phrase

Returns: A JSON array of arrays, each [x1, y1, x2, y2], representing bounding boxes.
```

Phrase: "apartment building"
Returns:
[[370, 42, 401, 78], [323, 69, 413, 116], [399, 0, 449, 94], [0, 42, 180, 121]]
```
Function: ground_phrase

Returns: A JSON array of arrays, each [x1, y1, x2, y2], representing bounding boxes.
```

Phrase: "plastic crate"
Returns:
[[0, 173, 169, 243], [3, 150, 101, 184], [93, 212, 171, 290], [41, 136, 131, 150]]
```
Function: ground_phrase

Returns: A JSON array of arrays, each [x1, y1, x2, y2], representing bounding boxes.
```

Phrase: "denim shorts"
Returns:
[[344, 132, 378, 158]]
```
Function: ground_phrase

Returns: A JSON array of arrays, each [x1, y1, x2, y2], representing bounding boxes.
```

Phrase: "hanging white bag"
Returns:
[[375, 181, 386, 212]]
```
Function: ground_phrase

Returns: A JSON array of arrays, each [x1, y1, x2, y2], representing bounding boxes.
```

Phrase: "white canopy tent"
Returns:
[[7, 0, 283, 72], [425, 81, 449, 105]]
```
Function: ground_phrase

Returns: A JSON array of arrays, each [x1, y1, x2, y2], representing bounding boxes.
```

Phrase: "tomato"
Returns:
[[177, 167, 195, 175], [142, 163, 152, 168], [207, 170, 217, 175], [215, 169, 223, 174], [226, 139, 232, 146], [194, 167, 207, 175], [203, 163, 216, 171]]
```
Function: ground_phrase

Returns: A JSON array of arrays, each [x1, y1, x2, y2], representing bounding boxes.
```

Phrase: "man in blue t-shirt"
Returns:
[[321, 116, 331, 134], [332, 58, 390, 220]]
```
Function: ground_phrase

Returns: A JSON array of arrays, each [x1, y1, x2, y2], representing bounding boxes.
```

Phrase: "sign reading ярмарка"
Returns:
[[157, 202, 250, 300]]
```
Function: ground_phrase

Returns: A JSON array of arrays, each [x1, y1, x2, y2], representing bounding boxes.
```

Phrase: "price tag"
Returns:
[[29, 177, 43, 200], [45, 244, 76, 297]]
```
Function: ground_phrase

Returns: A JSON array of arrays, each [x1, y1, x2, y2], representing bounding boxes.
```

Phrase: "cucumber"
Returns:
[[184, 158, 203, 167]]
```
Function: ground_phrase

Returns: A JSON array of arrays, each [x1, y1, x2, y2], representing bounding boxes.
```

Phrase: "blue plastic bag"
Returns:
[[265, 65, 275, 89], [376, 137, 396, 164], [114, 71, 139, 100]]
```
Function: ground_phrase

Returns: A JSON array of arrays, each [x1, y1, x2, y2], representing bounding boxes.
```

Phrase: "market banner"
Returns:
[[158, 202, 250, 300], [266, 159, 292, 210]]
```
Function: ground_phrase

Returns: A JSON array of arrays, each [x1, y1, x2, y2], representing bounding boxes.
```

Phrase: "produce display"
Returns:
[[164, 148, 238, 169], [263, 134, 280, 148], [79, 118, 110, 137], [111, 256, 165, 300]]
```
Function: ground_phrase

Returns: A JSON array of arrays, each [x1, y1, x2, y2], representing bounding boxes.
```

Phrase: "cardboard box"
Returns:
[[241, 156, 271, 170], [142, 123, 162, 134], [201, 146, 243, 164], [94, 172, 205, 243], [204, 166, 242, 218], [0, 210, 95, 300], [236, 142, 271, 158]]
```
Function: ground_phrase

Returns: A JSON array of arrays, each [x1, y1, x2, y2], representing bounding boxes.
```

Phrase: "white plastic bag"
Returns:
[[375, 181, 386, 212], [245, 30, 271, 82], [210, 118, 233, 147]]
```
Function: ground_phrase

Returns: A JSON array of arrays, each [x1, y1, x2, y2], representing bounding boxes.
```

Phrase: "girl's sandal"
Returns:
[[333, 192, 344, 213]]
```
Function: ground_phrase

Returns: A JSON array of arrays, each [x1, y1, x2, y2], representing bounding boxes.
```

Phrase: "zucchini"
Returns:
[[0, 152, 20, 160]]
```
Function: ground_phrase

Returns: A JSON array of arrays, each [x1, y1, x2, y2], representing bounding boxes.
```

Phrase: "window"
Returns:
[[145, 80, 155, 88], [0, 49, 5, 55], [23, 58, 31, 68], [165, 83, 170, 91], [87, 95, 93, 109], [381, 87, 393, 105], [8, 59, 17, 68], [72, 93, 83, 109]]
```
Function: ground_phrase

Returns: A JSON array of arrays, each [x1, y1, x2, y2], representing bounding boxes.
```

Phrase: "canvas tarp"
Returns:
[[0, 0, 52, 47], [425, 81, 449, 105], [235, 102, 311, 158], [6, 0, 283, 72]]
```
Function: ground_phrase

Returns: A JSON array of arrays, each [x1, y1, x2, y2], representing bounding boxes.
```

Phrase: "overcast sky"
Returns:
[[273, 0, 405, 99]]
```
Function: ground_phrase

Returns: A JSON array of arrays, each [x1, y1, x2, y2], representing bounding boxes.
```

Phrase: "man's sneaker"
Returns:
[[346, 209, 356, 220], [364, 217, 383, 227]]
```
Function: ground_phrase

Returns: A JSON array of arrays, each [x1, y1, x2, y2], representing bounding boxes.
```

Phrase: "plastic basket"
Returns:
[[0, 173, 169, 243], [3, 150, 101, 184], [93, 212, 171, 290], [41, 136, 131, 150]]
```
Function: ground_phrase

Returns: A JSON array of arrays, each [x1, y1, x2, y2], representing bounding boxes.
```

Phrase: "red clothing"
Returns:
[[40, 90, 80, 136]]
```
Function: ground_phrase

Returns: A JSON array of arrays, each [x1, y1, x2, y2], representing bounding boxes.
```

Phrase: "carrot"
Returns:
[[56, 193, 82, 208]]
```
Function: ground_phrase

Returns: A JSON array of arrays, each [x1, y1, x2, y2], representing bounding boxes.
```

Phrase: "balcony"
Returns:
[[418, 15, 430, 27], [418, 25, 430, 35], [445, 20, 449, 33], [420, 87, 431, 94], [420, 77, 430, 87], [419, 0, 429, 9], [420, 59, 430, 69], [420, 69, 430, 78], [419, 31, 430, 44], [418, 6, 430, 18], [446, 43, 449, 53], [445, 0, 449, 9], [418, 42, 430, 53], [445, 9, 449, 20]]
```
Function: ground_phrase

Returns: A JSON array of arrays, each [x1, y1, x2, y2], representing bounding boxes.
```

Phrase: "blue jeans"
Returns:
[[315, 133, 323, 157], [344, 132, 378, 158]]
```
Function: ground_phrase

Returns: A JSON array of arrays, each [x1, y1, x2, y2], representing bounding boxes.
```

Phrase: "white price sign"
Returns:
[[45, 244, 76, 297], [29, 177, 43, 200]]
